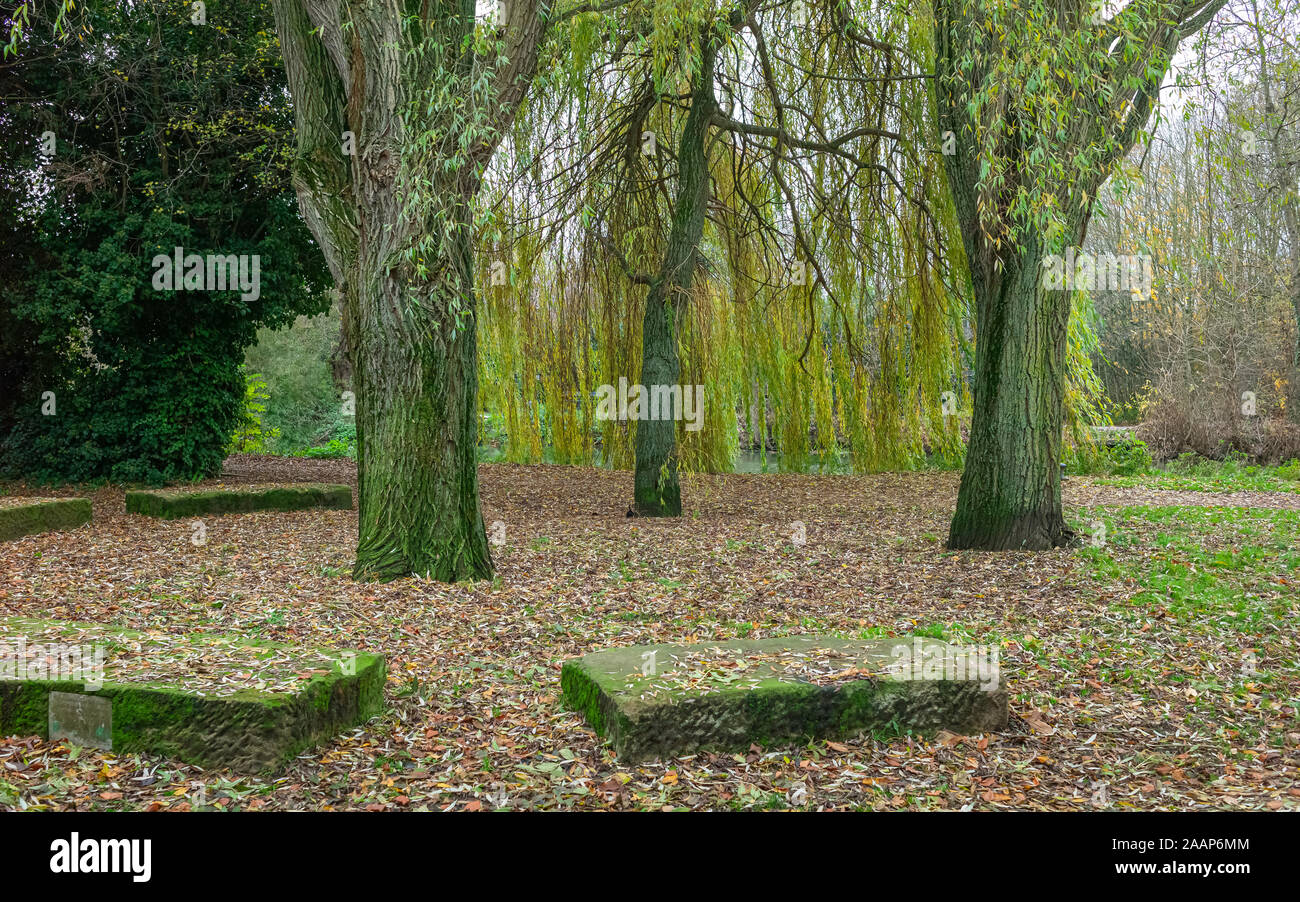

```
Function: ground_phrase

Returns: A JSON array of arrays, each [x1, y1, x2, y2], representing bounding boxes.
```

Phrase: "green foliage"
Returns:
[[243, 311, 343, 452], [228, 370, 279, 454], [1107, 440, 1155, 476], [1094, 452, 1300, 494], [297, 438, 356, 460], [1068, 438, 1154, 476], [483, 2, 973, 475], [0, 0, 328, 484], [3, 0, 76, 58], [936, 0, 1192, 252]]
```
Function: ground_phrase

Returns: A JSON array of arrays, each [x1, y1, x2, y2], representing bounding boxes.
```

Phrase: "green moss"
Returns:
[[1, 618, 385, 773], [0, 498, 92, 541], [562, 637, 1007, 762], [125, 484, 352, 519], [560, 660, 608, 735]]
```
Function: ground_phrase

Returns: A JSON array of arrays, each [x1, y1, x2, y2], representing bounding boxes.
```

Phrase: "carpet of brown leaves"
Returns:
[[1, 456, 1296, 811]]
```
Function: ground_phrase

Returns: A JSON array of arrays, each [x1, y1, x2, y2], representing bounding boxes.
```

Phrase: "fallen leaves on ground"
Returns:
[[0, 457, 1295, 812]]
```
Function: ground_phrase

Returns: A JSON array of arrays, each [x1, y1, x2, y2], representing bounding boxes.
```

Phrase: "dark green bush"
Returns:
[[1066, 437, 1153, 476], [1105, 439, 1154, 475], [0, 1, 328, 485]]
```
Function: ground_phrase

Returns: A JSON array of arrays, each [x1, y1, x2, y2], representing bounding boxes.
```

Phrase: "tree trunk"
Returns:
[[947, 236, 1074, 549], [352, 215, 492, 581], [631, 35, 716, 516], [272, 0, 543, 580], [633, 286, 684, 515], [933, 0, 1224, 550]]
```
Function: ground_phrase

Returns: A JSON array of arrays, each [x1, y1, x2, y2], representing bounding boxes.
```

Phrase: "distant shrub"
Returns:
[[1066, 436, 1152, 476], [1137, 384, 1300, 466], [243, 309, 343, 454], [228, 370, 279, 454], [298, 439, 355, 460], [0, 0, 328, 484], [1106, 439, 1153, 475]]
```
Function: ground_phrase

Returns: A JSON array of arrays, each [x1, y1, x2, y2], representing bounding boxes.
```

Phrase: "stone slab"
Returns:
[[0, 617, 384, 772], [561, 636, 1007, 762], [125, 483, 352, 519], [0, 497, 93, 541]]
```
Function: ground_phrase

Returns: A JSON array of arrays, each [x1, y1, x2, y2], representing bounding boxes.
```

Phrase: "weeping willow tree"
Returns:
[[936, 0, 1226, 550], [268, 0, 569, 581], [14, 0, 1125, 562], [479, 0, 983, 514]]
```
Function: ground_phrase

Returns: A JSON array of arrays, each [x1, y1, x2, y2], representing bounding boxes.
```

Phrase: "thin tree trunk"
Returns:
[[631, 35, 716, 516]]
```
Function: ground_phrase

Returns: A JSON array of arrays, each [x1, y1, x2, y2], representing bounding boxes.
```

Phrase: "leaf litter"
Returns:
[[0, 456, 1295, 812]]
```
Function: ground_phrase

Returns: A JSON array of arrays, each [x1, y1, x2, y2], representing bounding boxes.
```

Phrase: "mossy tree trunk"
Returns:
[[272, 0, 543, 579], [946, 234, 1073, 549], [351, 202, 491, 580], [935, 0, 1225, 550], [631, 35, 717, 516]]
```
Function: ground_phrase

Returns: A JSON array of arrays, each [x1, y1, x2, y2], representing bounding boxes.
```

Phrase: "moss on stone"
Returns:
[[0, 617, 384, 773], [561, 636, 1008, 763], [0, 498, 92, 541], [125, 484, 352, 519]]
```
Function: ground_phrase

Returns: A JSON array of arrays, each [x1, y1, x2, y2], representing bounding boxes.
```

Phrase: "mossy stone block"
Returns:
[[0, 497, 93, 541], [125, 483, 352, 519], [0, 618, 385, 773], [561, 636, 1007, 763]]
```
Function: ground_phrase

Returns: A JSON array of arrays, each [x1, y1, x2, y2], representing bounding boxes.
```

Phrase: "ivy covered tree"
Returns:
[[0, 0, 328, 483]]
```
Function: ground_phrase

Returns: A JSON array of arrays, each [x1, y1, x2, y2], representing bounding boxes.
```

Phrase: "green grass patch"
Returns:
[[1069, 503, 1299, 749], [1093, 453, 1300, 494]]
